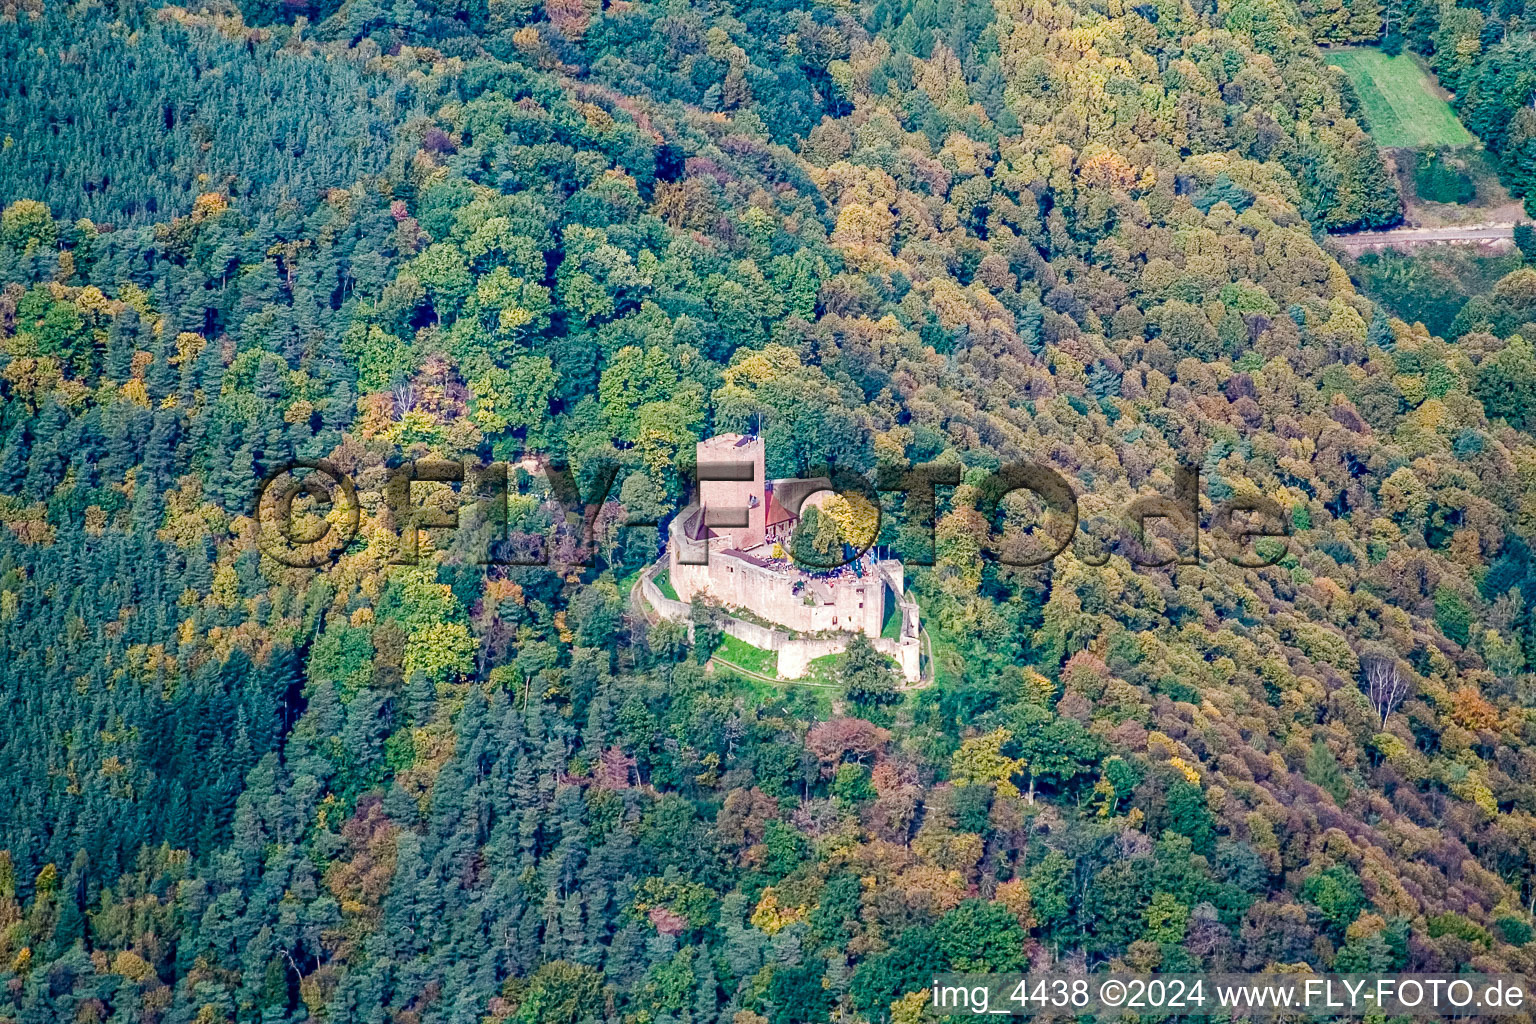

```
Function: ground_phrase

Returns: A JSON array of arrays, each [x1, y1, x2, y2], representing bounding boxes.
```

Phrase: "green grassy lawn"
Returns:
[[880, 596, 902, 640], [714, 634, 778, 677], [653, 569, 680, 602], [1325, 48, 1474, 149], [801, 653, 841, 685]]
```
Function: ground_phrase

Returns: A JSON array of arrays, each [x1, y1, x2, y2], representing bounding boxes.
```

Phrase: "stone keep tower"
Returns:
[[697, 434, 765, 551]]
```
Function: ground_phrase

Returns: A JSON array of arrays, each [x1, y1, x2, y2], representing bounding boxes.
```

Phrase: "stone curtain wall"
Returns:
[[641, 564, 922, 682]]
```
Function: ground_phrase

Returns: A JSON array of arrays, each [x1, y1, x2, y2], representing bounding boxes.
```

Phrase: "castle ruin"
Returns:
[[651, 434, 923, 683]]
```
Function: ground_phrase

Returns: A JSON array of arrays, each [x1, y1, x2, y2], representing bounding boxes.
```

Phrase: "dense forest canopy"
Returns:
[[0, 0, 1535, 1022]]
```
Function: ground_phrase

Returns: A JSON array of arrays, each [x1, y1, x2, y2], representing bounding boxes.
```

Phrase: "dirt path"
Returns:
[[630, 575, 658, 626], [1329, 222, 1521, 253]]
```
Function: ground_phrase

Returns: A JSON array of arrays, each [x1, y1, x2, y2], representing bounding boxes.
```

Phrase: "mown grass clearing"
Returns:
[[714, 634, 778, 677], [1325, 47, 1474, 149]]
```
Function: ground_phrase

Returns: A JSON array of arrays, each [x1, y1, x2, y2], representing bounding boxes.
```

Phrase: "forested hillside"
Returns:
[[1, 0, 1534, 1022]]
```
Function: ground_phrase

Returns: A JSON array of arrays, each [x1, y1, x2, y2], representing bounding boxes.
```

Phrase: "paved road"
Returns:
[[1330, 222, 1519, 252]]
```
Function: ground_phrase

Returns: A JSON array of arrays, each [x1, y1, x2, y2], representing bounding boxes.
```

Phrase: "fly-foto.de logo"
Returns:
[[253, 455, 1291, 572]]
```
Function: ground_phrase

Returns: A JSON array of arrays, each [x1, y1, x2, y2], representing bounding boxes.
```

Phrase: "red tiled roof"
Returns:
[[764, 483, 797, 528], [681, 507, 709, 542]]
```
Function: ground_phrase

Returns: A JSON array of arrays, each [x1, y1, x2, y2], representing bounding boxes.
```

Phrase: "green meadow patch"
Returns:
[[1326, 47, 1474, 149], [714, 633, 779, 677]]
